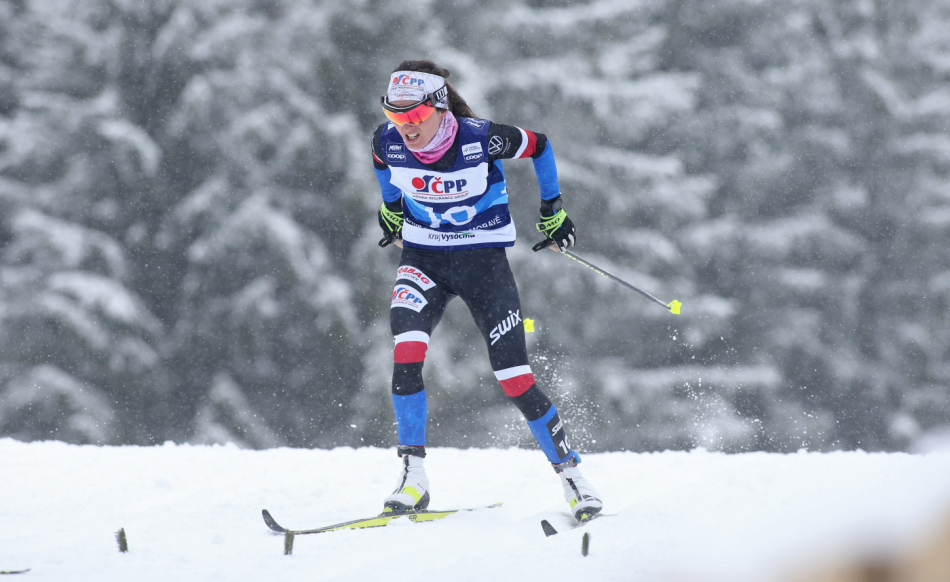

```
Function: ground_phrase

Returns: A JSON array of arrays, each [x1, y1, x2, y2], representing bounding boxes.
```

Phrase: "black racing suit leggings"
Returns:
[[389, 246, 573, 464]]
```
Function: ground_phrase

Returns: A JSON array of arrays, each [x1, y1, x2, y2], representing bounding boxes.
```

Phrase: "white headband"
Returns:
[[387, 71, 449, 109]]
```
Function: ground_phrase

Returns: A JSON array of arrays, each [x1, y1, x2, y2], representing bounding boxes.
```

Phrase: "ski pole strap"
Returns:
[[380, 202, 404, 234], [535, 209, 567, 238]]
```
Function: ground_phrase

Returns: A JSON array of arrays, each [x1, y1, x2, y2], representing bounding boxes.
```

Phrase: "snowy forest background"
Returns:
[[0, 0, 948, 454]]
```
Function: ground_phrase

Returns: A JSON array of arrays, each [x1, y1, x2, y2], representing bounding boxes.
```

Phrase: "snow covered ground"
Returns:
[[2, 439, 950, 582]]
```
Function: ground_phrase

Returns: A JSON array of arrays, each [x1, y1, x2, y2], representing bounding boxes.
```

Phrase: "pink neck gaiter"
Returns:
[[410, 111, 458, 164]]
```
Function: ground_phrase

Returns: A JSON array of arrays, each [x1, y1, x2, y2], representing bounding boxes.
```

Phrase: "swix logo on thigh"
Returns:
[[397, 266, 436, 290], [391, 285, 428, 312], [489, 310, 521, 345]]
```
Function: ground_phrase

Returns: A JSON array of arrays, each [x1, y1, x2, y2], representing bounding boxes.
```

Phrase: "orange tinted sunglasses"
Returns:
[[381, 96, 437, 126]]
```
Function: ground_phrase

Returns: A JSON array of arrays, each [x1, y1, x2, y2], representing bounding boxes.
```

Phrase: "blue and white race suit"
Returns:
[[372, 117, 561, 250], [372, 116, 579, 466]]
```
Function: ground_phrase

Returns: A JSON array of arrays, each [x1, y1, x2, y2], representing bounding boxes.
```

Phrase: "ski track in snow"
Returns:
[[2, 439, 950, 582]]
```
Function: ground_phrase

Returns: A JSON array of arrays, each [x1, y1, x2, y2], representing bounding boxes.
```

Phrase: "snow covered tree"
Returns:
[[663, 0, 950, 450], [1, 0, 946, 452], [0, 0, 372, 445]]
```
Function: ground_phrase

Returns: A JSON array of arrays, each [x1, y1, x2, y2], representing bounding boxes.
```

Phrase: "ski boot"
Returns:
[[554, 453, 602, 522], [383, 445, 430, 514]]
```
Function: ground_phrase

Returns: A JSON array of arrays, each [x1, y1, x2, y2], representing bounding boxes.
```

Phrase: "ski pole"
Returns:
[[532, 239, 681, 314]]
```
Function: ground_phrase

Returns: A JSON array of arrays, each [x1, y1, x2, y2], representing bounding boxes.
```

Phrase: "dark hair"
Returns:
[[393, 60, 477, 118]]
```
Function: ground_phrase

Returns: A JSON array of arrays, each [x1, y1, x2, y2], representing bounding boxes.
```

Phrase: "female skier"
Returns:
[[373, 60, 602, 522]]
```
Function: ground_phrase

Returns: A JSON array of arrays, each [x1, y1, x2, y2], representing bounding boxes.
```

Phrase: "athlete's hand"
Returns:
[[534, 196, 575, 252], [378, 200, 404, 248]]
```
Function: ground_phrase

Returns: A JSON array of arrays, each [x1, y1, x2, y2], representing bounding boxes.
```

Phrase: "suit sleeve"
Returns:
[[488, 123, 561, 201], [372, 124, 403, 203]]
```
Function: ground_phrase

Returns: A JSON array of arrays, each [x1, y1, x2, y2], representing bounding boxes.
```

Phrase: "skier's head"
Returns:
[[382, 60, 475, 122], [381, 60, 475, 150], [393, 60, 475, 118]]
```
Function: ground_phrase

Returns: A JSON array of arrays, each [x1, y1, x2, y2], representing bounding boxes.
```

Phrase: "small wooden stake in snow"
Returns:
[[284, 531, 294, 555], [581, 532, 590, 557], [115, 528, 128, 553]]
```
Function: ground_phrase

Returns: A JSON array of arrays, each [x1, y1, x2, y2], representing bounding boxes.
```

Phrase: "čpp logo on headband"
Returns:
[[393, 74, 425, 86]]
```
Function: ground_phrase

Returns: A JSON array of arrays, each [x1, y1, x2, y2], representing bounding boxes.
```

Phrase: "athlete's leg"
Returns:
[[389, 250, 452, 449], [385, 250, 453, 514], [454, 248, 602, 519], [452, 248, 574, 464]]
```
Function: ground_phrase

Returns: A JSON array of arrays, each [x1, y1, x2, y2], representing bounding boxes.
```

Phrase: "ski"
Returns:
[[262, 502, 502, 535], [0, 570, 30, 575], [541, 512, 610, 537]]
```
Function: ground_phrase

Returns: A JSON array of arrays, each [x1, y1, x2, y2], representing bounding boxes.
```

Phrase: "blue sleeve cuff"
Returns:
[[532, 142, 561, 201], [375, 167, 402, 203]]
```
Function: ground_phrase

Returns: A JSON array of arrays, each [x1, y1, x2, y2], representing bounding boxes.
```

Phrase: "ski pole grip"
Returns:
[[379, 235, 404, 248]]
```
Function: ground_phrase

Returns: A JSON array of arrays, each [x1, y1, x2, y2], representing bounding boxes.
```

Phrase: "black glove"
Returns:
[[378, 200, 404, 247], [534, 196, 575, 252]]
